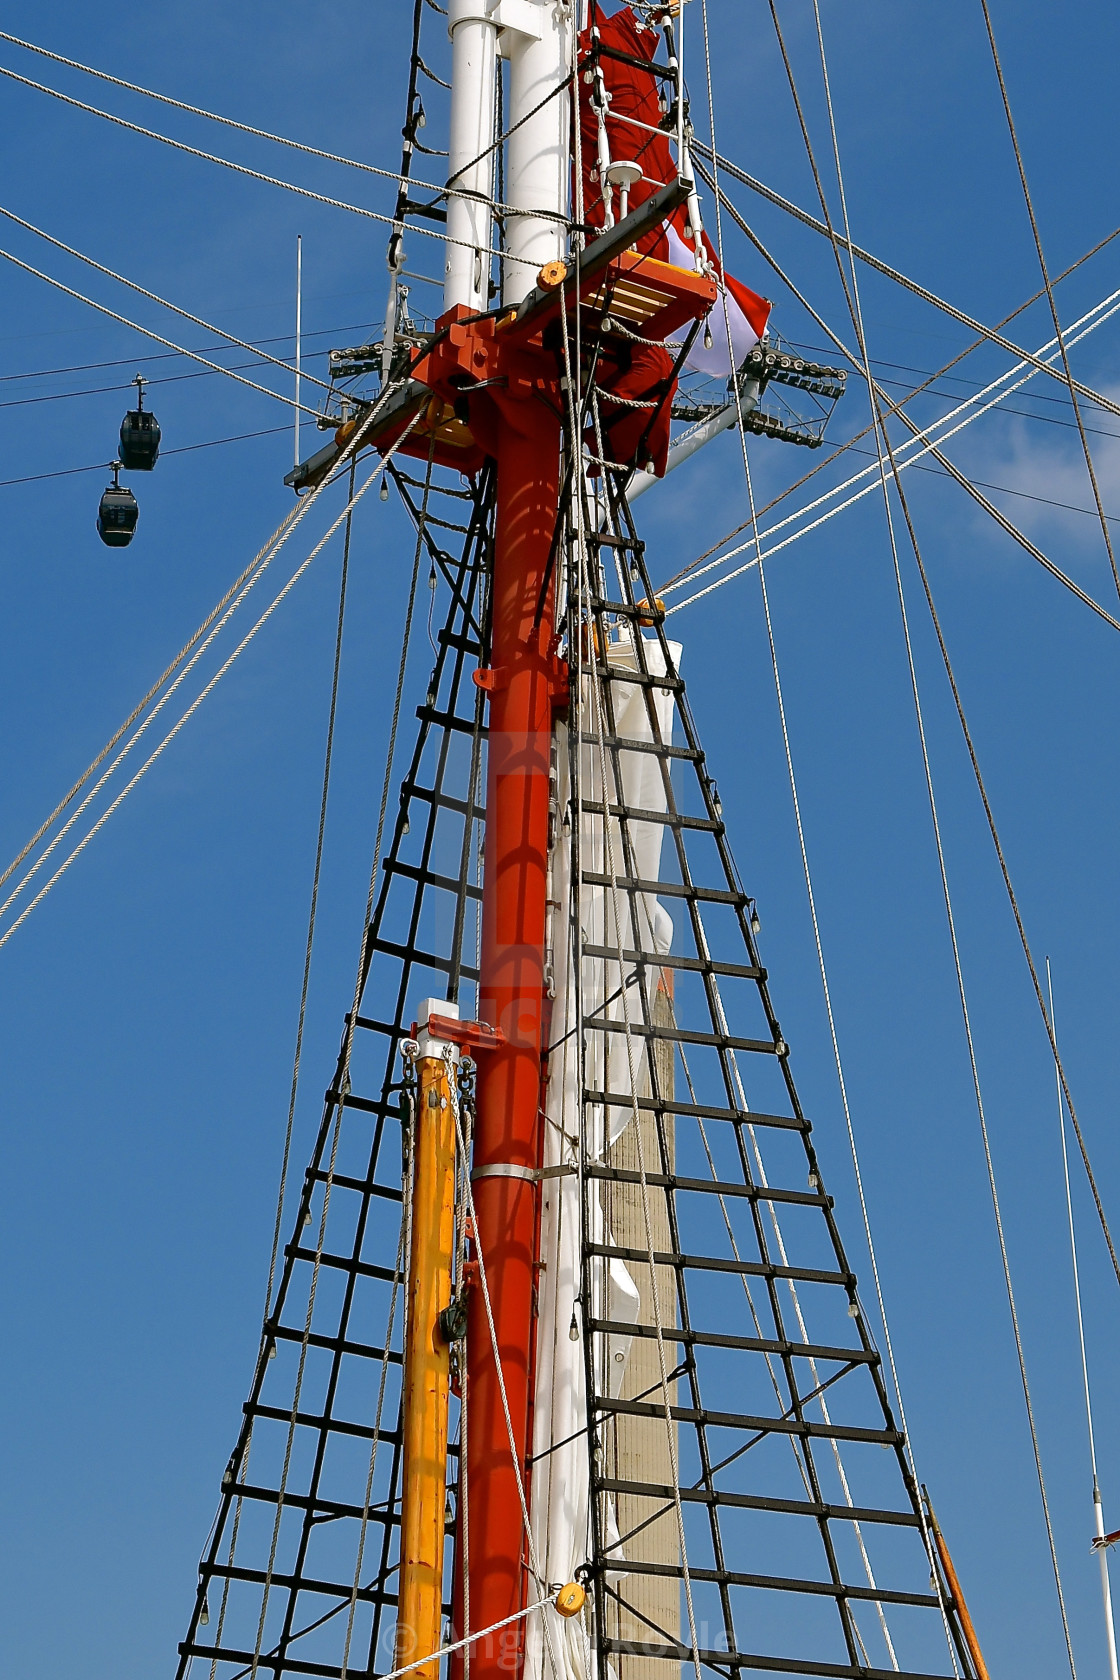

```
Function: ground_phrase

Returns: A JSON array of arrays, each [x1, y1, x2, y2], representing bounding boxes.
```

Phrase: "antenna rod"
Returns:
[[294, 233, 302, 470], [1048, 958, 1120, 1680]]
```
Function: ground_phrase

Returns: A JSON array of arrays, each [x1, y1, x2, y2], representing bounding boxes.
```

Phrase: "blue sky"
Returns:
[[3, 2, 1120, 1676]]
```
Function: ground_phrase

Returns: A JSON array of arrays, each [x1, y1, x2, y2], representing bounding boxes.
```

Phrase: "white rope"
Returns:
[[375, 1594, 554, 1680], [662, 280, 1120, 593], [663, 283, 1120, 614], [0, 203, 333, 392], [0, 411, 417, 951], [0, 27, 572, 234], [0, 243, 324, 414]]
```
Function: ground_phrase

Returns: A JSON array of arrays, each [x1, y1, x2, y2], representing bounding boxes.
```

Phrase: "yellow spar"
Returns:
[[395, 1002, 460, 1680]]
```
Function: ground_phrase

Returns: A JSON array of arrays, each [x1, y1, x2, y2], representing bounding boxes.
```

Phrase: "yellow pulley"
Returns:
[[554, 1581, 587, 1618]]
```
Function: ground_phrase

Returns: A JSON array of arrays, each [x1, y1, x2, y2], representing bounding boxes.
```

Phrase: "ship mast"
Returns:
[[441, 3, 572, 1669], [172, 10, 995, 1680]]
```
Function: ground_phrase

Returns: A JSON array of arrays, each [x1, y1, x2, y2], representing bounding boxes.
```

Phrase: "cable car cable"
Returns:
[[0, 318, 374, 385], [0, 349, 335, 410], [0, 243, 323, 413], [0, 425, 288, 491]]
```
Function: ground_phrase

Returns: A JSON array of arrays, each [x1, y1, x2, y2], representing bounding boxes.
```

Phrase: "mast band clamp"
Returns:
[[471, 1162, 576, 1183]]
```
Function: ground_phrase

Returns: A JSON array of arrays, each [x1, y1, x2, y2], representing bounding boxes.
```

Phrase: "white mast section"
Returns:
[[500, 0, 572, 304], [445, 0, 499, 312], [1048, 959, 1120, 1680], [446, 0, 571, 312]]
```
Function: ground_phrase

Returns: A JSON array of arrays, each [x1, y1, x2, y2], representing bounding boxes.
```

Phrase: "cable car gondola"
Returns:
[[97, 462, 139, 548], [118, 374, 161, 471]]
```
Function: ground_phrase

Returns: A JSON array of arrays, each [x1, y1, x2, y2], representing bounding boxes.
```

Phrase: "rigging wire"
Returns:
[[263, 455, 357, 1324], [0, 490, 298, 897], [0, 202, 333, 392], [721, 11, 1120, 1311], [767, 0, 1120, 1619], [662, 246, 1120, 631], [689, 121, 1120, 643], [1048, 959, 1120, 1680], [660, 223, 1120, 596], [698, 6, 942, 1669], [884, 457, 1081, 1680], [0, 407, 418, 951], [690, 135, 1120, 422], [802, 0, 1075, 1665], [792, 351, 1118, 421], [872, 242, 1120, 1470], [975, 0, 1120, 603], [0, 242, 324, 413]]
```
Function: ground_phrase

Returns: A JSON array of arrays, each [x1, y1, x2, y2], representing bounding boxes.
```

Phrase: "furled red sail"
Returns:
[[576, 3, 771, 472]]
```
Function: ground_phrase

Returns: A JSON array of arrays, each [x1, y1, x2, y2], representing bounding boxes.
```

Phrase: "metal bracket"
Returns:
[[413, 1012, 507, 1054]]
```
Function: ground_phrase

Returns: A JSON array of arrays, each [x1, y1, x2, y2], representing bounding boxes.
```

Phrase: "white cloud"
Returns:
[[964, 379, 1120, 553]]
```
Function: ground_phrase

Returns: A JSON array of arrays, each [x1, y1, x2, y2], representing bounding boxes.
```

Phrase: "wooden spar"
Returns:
[[395, 1008, 459, 1680], [925, 1495, 990, 1680]]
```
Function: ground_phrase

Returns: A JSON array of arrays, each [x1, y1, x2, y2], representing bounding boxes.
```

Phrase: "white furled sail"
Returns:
[[526, 626, 682, 1680]]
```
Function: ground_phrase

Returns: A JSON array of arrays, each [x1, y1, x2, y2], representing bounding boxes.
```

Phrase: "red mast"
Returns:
[[437, 6, 573, 1674], [466, 390, 563, 1663]]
